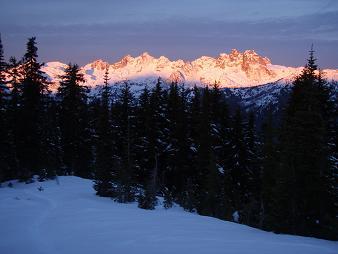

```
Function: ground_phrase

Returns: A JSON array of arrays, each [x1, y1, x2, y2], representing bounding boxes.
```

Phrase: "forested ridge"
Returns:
[[0, 36, 336, 240]]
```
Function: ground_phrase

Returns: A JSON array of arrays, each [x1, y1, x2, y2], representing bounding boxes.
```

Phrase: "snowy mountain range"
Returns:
[[43, 49, 338, 90], [42, 49, 337, 114]]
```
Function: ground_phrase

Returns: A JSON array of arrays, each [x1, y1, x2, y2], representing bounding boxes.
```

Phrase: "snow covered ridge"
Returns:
[[1, 176, 337, 254], [42, 49, 338, 89]]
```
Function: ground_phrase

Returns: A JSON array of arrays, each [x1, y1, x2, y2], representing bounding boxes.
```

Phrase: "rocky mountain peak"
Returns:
[[90, 59, 108, 70]]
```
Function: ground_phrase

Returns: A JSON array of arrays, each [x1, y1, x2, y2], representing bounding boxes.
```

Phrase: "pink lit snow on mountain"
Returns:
[[42, 49, 338, 89]]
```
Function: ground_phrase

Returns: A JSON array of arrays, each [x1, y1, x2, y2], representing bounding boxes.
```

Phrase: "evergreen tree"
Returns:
[[176, 85, 195, 210], [189, 86, 201, 157], [242, 111, 261, 226], [39, 94, 62, 180], [135, 86, 160, 209], [93, 65, 114, 197], [228, 108, 250, 222], [194, 86, 213, 215], [185, 85, 204, 211], [260, 109, 277, 229], [6, 57, 21, 179], [58, 63, 92, 178], [114, 82, 136, 203], [138, 153, 158, 210], [148, 79, 169, 205], [17, 37, 49, 181], [0, 34, 10, 183], [0, 34, 7, 97], [164, 83, 190, 205], [134, 86, 152, 185], [209, 82, 232, 219], [275, 48, 337, 239]]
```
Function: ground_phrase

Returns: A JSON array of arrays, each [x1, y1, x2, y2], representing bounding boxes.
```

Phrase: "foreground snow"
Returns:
[[0, 177, 336, 254]]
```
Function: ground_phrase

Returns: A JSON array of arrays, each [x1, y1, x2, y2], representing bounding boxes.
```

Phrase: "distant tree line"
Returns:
[[0, 36, 336, 240]]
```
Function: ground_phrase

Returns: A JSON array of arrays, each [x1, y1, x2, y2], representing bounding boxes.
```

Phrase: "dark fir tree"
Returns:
[[209, 82, 232, 219], [164, 82, 190, 206], [260, 109, 277, 230], [275, 48, 337, 239], [39, 94, 63, 180], [113, 82, 136, 203], [93, 65, 115, 197], [6, 57, 21, 179], [148, 79, 169, 206], [0, 34, 10, 183], [134, 86, 152, 185], [17, 37, 49, 181], [57, 63, 92, 178], [138, 154, 158, 210], [135, 86, 158, 209], [176, 84, 194, 210], [185, 85, 202, 211], [0, 34, 7, 103], [242, 111, 261, 226], [228, 108, 250, 223], [194, 86, 213, 215]]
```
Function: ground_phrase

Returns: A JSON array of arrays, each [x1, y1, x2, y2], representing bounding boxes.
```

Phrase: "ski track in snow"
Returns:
[[0, 176, 337, 254]]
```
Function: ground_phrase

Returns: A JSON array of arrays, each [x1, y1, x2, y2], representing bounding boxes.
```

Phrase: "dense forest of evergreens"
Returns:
[[0, 36, 336, 240]]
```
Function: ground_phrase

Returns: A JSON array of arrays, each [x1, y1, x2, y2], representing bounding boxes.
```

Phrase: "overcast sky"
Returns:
[[1, 0, 337, 68]]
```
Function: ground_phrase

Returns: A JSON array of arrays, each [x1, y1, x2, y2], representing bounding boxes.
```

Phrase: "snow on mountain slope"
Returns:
[[227, 78, 338, 114], [228, 81, 291, 110], [0, 176, 337, 254], [42, 49, 338, 90]]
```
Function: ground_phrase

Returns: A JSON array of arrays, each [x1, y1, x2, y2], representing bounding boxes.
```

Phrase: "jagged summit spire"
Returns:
[[90, 59, 109, 70], [230, 48, 241, 55], [141, 51, 152, 57], [139, 52, 154, 62]]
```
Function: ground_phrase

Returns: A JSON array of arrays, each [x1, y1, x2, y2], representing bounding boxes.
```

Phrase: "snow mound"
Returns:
[[0, 176, 337, 254]]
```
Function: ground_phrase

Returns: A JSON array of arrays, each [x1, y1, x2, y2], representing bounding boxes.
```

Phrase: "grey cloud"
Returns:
[[0, 3, 337, 68]]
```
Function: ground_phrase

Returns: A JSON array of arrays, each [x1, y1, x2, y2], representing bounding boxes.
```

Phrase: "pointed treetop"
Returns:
[[306, 44, 317, 74], [24, 37, 38, 62], [103, 64, 110, 87], [0, 33, 6, 70], [9, 56, 18, 67], [0, 33, 3, 59], [59, 63, 85, 85], [153, 77, 162, 92], [0, 33, 7, 85]]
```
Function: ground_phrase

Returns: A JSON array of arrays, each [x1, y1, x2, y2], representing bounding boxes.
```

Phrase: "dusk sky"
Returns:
[[1, 0, 337, 68]]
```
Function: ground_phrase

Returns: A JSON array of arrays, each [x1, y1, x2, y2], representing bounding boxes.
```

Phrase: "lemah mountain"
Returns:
[[43, 49, 338, 89], [43, 49, 337, 114]]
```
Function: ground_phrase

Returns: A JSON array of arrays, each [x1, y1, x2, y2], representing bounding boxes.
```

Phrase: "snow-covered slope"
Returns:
[[225, 79, 337, 115], [0, 176, 337, 254], [42, 49, 338, 90]]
